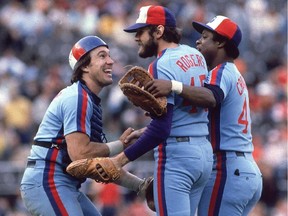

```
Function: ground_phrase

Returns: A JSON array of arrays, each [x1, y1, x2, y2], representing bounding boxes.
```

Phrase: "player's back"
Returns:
[[208, 62, 253, 152], [151, 44, 209, 137]]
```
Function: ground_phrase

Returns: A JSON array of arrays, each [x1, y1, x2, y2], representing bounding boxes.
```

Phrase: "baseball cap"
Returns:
[[123, 5, 176, 33], [69, 35, 108, 71], [192, 16, 242, 58]]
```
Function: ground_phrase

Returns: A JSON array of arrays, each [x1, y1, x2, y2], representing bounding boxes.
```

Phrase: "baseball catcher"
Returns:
[[119, 66, 167, 117]]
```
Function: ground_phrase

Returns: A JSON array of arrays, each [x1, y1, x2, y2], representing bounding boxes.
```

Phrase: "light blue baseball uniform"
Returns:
[[198, 62, 263, 216], [20, 81, 105, 216], [150, 44, 213, 215]]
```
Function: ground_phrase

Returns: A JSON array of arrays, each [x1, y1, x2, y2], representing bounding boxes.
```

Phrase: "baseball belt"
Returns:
[[33, 141, 67, 150]]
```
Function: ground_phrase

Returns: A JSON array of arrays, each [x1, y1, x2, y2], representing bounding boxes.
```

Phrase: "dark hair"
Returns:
[[71, 53, 91, 84], [212, 32, 239, 59], [148, 25, 181, 44]]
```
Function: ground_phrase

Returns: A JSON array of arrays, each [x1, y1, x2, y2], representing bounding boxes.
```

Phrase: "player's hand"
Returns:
[[123, 127, 147, 146], [145, 79, 172, 97], [119, 127, 135, 149]]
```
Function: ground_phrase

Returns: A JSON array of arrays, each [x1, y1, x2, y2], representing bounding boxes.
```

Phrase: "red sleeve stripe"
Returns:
[[77, 87, 88, 132], [210, 63, 225, 86]]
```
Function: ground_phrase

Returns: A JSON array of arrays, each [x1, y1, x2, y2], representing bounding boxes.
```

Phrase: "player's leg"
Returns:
[[20, 161, 100, 216], [153, 142, 193, 216], [155, 169, 192, 215], [67, 189, 102, 216], [190, 142, 213, 214], [242, 180, 262, 216], [199, 153, 263, 216], [242, 159, 263, 216], [153, 139, 212, 216], [53, 166, 101, 216], [219, 155, 263, 216], [21, 171, 84, 216], [197, 177, 214, 216]]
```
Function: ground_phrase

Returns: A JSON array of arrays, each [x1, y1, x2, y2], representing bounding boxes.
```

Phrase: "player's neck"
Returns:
[[209, 54, 234, 71], [158, 41, 178, 54], [84, 79, 102, 95]]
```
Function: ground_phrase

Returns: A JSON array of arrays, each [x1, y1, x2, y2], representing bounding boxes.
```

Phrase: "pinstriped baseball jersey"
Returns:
[[205, 62, 253, 152], [148, 44, 209, 137]]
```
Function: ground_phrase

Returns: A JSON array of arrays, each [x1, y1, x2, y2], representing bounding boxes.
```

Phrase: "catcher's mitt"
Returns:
[[66, 158, 120, 184], [119, 66, 167, 117]]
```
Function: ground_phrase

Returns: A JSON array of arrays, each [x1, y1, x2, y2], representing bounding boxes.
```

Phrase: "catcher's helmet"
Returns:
[[69, 36, 108, 71]]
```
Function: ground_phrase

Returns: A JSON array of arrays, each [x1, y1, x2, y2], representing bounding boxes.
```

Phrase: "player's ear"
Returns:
[[81, 65, 89, 72], [217, 40, 226, 48], [155, 25, 164, 38]]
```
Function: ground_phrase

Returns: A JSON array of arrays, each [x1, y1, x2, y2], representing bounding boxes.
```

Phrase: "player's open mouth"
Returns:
[[104, 69, 112, 73], [103, 69, 112, 77]]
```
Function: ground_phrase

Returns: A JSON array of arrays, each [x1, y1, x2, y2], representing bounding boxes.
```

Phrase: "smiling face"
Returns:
[[82, 46, 114, 92]]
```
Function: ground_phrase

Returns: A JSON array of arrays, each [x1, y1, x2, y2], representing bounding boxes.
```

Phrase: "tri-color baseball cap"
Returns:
[[192, 16, 242, 58], [69, 36, 108, 71], [123, 5, 176, 33]]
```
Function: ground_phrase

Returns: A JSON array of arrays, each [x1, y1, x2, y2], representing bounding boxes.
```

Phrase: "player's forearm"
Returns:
[[113, 152, 131, 167], [66, 132, 110, 160], [68, 140, 123, 161], [180, 84, 216, 108], [170, 80, 216, 107], [68, 142, 109, 161], [123, 104, 172, 161], [90, 140, 126, 157]]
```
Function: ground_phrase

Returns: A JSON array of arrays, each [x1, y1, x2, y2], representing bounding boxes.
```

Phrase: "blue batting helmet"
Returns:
[[69, 36, 108, 71]]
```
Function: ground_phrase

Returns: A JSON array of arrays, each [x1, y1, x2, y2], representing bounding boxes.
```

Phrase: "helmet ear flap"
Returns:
[[70, 52, 91, 83], [69, 36, 108, 71]]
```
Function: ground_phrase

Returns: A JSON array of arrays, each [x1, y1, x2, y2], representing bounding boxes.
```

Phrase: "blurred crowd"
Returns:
[[0, 0, 286, 215]]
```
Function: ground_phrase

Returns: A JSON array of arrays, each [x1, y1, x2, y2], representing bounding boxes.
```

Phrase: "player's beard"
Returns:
[[138, 37, 158, 58]]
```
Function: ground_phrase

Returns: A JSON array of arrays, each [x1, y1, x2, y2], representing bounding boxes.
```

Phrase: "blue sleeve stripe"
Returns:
[[208, 105, 221, 152]]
